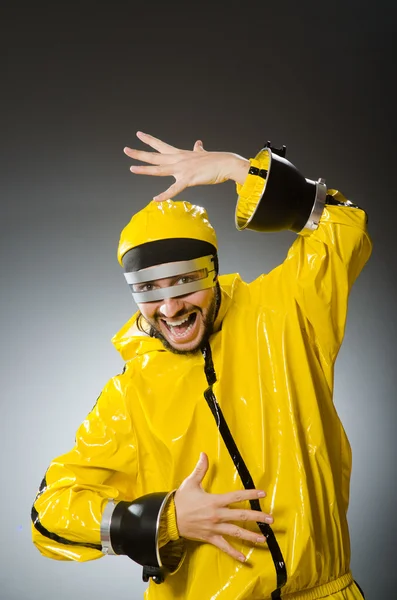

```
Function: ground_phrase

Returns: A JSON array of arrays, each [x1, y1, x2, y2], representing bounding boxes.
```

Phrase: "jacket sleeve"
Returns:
[[31, 373, 139, 562], [280, 192, 372, 364]]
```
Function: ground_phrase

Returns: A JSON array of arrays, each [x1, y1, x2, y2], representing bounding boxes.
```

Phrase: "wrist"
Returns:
[[225, 154, 250, 185]]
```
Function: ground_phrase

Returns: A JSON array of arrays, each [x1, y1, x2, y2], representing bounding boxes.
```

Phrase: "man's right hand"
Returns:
[[173, 452, 274, 563]]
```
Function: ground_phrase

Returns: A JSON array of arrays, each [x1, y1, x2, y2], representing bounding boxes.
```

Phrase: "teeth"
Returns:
[[168, 320, 195, 338], [165, 315, 190, 327]]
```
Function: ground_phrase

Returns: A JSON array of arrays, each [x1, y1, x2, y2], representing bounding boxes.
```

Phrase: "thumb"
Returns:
[[188, 452, 209, 485], [193, 139, 205, 152]]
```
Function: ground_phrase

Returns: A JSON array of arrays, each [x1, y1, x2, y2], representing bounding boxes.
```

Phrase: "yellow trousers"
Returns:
[[282, 573, 364, 600]]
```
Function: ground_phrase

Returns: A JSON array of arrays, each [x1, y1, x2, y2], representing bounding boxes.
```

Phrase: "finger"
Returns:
[[216, 489, 266, 506], [136, 131, 179, 154], [216, 524, 267, 545], [218, 508, 274, 525], [153, 179, 188, 202], [129, 164, 172, 176], [186, 452, 209, 486], [193, 139, 205, 152], [209, 535, 246, 563], [124, 148, 177, 165]]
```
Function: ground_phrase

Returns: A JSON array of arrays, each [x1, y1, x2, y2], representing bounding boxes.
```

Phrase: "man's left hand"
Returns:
[[124, 131, 249, 202]]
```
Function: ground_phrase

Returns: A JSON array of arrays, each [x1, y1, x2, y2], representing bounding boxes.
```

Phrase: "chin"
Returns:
[[168, 337, 204, 354], [164, 330, 206, 355]]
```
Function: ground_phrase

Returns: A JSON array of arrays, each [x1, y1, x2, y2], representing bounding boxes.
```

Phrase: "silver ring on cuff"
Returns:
[[100, 499, 117, 555], [301, 178, 327, 231]]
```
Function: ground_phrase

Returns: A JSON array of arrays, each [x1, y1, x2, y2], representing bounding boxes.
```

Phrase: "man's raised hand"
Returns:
[[124, 131, 249, 202]]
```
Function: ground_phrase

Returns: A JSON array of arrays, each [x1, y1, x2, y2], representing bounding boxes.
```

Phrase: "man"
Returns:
[[31, 132, 371, 600]]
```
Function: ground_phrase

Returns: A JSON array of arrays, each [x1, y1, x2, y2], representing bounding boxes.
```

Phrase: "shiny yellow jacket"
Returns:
[[32, 200, 372, 600]]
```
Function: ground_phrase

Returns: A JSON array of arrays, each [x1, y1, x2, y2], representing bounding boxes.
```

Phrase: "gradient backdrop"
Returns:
[[2, 3, 396, 599]]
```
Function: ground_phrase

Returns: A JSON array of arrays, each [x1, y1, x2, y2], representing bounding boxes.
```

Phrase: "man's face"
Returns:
[[136, 268, 220, 354]]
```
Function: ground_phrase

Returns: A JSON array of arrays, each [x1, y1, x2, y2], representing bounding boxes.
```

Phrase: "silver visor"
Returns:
[[124, 255, 216, 302]]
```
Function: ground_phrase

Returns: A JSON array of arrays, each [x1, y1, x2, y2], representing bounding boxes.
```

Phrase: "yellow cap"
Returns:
[[117, 200, 218, 265]]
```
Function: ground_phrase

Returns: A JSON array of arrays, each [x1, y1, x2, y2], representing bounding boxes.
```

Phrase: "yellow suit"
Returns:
[[32, 198, 371, 599]]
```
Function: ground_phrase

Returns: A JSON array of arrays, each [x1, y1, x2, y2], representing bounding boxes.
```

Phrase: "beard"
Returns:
[[145, 282, 221, 355]]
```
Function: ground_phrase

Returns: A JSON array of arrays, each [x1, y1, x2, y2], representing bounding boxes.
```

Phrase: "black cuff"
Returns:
[[100, 492, 172, 584], [236, 146, 326, 233]]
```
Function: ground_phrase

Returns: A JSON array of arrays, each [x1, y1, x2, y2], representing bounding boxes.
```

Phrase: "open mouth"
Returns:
[[161, 312, 198, 341]]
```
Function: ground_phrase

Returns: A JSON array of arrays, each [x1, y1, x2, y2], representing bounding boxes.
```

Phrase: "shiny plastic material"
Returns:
[[32, 201, 372, 600], [201, 341, 287, 598], [117, 200, 218, 265]]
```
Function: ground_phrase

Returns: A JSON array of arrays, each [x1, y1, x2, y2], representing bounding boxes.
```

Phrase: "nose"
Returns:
[[159, 296, 185, 319]]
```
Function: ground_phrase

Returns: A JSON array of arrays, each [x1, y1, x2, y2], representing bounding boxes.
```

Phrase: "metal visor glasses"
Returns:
[[124, 255, 217, 303]]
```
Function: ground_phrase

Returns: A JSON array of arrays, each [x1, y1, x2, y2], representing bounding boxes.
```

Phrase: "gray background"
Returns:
[[2, 2, 396, 599]]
